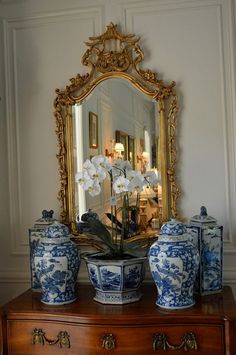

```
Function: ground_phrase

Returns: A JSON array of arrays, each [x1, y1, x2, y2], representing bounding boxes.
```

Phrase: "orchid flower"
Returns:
[[76, 154, 160, 258], [144, 170, 159, 187], [113, 176, 130, 194], [87, 182, 101, 197], [83, 159, 97, 176], [91, 155, 112, 172], [128, 176, 145, 193], [126, 170, 143, 182], [75, 171, 94, 191], [76, 155, 159, 197], [90, 169, 106, 184]]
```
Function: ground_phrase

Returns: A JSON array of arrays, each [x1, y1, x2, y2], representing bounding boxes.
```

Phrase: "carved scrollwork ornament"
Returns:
[[54, 22, 179, 234]]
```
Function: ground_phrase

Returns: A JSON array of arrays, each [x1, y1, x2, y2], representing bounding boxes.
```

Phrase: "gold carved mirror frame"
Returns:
[[54, 23, 179, 242]]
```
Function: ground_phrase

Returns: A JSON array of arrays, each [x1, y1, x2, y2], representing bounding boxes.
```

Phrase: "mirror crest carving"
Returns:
[[54, 23, 179, 238]]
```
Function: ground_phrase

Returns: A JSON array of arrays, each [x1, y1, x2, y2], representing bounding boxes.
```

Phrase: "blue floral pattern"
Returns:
[[187, 224, 223, 294], [34, 223, 80, 305], [87, 265, 100, 289], [160, 219, 187, 236], [124, 264, 142, 288], [149, 220, 199, 309]]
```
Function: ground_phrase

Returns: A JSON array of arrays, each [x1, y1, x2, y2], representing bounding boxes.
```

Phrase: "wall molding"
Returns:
[[0, 269, 30, 283], [3, 8, 103, 255], [123, 0, 236, 252], [224, 268, 236, 284]]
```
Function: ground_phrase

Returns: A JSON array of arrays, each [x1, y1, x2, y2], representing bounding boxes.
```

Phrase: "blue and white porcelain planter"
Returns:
[[34, 222, 80, 305], [148, 219, 199, 309], [83, 253, 146, 304]]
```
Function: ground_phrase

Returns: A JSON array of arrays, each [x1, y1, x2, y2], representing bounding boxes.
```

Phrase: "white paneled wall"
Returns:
[[0, 0, 236, 305]]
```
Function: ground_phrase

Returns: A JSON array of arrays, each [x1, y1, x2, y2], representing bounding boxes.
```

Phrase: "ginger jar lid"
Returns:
[[160, 219, 187, 236], [190, 206, 217, 226], [44, 221, 70, 239], [34, 209, 56, 228]]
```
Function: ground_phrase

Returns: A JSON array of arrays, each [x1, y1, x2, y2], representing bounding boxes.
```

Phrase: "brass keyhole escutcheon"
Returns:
[[101, 334, 116, 350]]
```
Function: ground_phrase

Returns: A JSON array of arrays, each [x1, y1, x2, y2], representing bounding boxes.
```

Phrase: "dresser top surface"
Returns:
[[2, 285, 236, 325]]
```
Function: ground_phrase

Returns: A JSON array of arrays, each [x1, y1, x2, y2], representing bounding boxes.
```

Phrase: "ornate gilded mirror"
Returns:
[[54, 23, 179, 243]]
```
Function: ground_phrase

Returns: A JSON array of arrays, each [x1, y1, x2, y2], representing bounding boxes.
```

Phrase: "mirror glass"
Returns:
[[72, 79, 161, 226]]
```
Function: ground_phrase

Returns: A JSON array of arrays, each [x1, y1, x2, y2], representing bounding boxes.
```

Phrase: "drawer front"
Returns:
[[8, 321, 79, 355], [8, 321, 224, 355], [83, 325, 224, 355]]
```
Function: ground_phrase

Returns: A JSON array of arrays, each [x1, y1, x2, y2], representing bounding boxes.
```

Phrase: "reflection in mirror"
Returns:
[[72, 79, 161, 231], [54, 23, 179, 244]]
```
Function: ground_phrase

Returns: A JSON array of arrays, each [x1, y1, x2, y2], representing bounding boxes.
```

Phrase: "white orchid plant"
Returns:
[[75, 154, 159, 258]]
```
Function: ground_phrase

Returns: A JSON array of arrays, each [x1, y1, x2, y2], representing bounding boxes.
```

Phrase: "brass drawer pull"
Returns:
[[32, 328, 70, 348], [101, 334, 116, 350], [153, 332, 198, 351]]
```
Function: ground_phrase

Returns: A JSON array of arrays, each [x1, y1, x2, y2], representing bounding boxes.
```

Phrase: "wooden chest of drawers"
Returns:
[[1, 285, 236, 354]]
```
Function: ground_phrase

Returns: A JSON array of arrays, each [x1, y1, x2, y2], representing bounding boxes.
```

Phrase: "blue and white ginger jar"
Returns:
[[148, 219, 199, 309], [34, 222, 80, 305], [186, 206, 223, 295]]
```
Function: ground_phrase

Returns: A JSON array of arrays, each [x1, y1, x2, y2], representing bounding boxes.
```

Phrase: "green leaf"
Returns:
[[123, 241, 144, 251], [87, 219, 119, 253]]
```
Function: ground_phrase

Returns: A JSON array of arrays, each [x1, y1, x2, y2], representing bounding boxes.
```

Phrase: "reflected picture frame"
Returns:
[[115, 130, 128, 160], [128, 136, 136, 169], [89, 112, 98, 148]]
